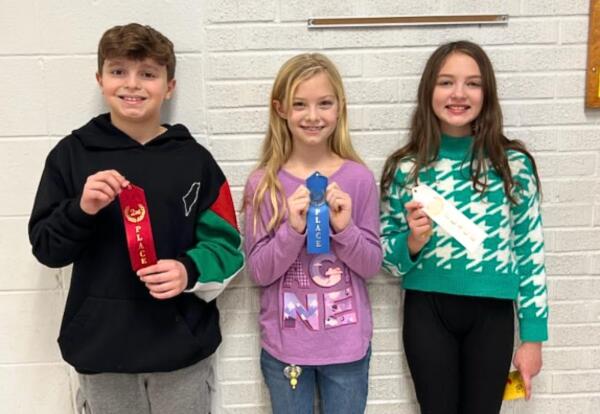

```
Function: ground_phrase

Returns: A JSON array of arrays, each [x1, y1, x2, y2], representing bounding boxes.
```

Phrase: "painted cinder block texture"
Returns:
[[1, 1, 599, 412]]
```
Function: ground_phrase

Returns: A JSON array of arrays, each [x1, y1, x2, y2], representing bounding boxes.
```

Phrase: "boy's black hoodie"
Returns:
[[29, 114, 240, 373]]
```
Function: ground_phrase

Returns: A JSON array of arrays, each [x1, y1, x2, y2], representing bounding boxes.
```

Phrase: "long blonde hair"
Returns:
[[248, 53, 363, 234]]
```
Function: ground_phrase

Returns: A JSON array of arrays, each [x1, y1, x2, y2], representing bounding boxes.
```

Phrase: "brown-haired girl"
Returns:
[[380, 41, 548, 413]]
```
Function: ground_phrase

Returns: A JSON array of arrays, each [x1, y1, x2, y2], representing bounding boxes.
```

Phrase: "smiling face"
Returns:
[[275, 71, 339, 152], [432, 52, 483, 136], [96, 57, 175, 131]]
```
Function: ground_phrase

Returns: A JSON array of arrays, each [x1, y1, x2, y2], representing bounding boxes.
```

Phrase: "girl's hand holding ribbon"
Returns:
[[405, 200, 433, 255], [287, 185, 310, 234], [326, 182, 352, 233]]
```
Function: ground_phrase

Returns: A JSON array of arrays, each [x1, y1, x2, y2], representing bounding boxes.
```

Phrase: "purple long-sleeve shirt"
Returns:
[[244, 161, 382, 365]]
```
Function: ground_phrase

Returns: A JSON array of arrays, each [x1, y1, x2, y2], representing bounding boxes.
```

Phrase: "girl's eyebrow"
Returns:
[[437, 73, 482, 79], [293, 95, 336, 100]]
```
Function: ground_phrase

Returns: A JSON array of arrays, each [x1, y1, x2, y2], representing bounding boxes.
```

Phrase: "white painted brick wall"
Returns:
[[1, 1, 599, 413]]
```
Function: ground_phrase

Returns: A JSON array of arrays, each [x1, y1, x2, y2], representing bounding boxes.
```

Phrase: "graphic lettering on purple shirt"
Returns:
[[284, 258, 310, 288], [325, 287, 356, 327], [283, 292, 319, 330], [282, 253, 357, 330]]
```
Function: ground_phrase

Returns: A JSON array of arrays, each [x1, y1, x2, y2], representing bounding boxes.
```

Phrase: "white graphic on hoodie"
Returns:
[[183, 182, 201, 217]]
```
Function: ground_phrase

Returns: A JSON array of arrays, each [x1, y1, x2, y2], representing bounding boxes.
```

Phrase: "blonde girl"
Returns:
[[243, 53, 382, 414]]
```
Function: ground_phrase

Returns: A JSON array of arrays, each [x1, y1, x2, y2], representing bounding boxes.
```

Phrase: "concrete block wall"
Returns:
[[1, 0, 599, 412]]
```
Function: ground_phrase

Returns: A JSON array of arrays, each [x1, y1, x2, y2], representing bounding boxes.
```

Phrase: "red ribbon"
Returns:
[[118, 184, 158, 271]]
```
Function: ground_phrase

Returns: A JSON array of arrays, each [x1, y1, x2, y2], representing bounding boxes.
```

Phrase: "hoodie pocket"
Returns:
[[58, 297, 205, 373]]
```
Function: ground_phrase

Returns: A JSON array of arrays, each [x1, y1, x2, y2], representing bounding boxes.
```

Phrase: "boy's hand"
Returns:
[[287, 184, 310, 234], [326, 182, 352, 233], [80, 170, 129, 215], [513, 342, 543, 400], [405, 200, 433, 255], [137, 259, 188, 300]]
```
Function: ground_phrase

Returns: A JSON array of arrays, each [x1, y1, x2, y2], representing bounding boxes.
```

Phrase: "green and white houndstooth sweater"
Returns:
[[380, 134, 548, 342]]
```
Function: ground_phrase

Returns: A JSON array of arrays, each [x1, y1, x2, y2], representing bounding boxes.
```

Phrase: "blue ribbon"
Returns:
[[306, 172, 329, 254]]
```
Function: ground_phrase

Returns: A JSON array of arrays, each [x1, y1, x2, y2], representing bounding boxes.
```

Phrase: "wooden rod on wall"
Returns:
[[308, 15, 509, 29]]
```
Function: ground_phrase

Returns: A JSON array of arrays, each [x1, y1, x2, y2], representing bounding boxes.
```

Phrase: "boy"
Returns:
[[28, 23, 243, 414]]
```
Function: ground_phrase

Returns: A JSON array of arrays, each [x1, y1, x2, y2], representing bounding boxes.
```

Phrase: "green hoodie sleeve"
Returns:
[[181, 157, 244, 302]]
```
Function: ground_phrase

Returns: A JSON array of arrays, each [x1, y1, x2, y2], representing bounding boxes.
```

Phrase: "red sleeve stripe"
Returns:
[[210, 181, 239, 230]]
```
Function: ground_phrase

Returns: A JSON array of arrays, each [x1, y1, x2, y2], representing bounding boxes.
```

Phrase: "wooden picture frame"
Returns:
[[586, 0, 600, 108]]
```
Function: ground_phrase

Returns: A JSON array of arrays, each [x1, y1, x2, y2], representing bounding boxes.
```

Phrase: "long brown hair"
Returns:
[[380, 41, 539, 203], [248, 53, 363, 234]]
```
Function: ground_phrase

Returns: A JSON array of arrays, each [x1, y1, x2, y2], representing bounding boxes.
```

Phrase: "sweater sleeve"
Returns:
[[330, 172, 382, 279], [183, 156, 244, 302], [510, 152, 548, 342], [28, 145, 97, 268], [380, 164, 424, 278], [243, 175, 306, 287]]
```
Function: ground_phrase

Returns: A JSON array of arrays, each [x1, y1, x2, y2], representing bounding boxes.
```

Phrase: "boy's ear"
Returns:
[[95, 72, 103, 87], [165, 79, 176, 100], [273, 100, 286, 119]]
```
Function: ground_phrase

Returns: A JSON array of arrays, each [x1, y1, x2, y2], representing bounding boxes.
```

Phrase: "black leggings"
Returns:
[[403, 290, 514, 414]]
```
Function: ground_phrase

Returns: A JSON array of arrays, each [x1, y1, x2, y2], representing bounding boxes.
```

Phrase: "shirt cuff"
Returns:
[[330, 220, 358, 244], [519, 317, 548, 342], [179, 255, 200, 290]]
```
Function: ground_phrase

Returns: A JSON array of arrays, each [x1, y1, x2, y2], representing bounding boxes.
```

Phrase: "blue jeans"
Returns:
[[260, 347, 371, 414]]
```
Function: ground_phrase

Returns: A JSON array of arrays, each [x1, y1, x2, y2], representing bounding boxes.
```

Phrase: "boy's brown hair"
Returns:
[[97, 23, 176, 80]]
